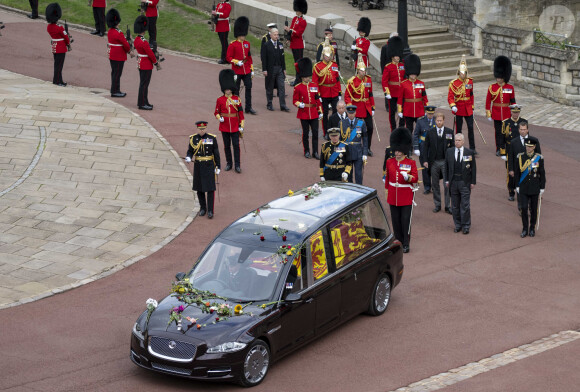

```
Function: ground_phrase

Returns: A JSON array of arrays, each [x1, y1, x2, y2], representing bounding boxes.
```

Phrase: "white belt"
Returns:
[[108, 43, 123, 46], [389, 182, 413, 189], [51, 38, 64, 41], [217, 17, 229, 21], [137, 54, 149, 57]]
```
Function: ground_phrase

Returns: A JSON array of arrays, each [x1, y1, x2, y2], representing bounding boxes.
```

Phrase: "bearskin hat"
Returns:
[[234, 16, 249, 38], [295, 57, 313, 79], [45, 3, 62, 24], [386, 36, 404, 60], [390, 127, 413, 154], [219, 69, 237, 93], [293, 0, 308, 14], [494, 55, 512, 83], [134, 15, 148, 34], [404, 54, 421, 77], [106, 9, 121, 29], [357, 17, 371, 37]]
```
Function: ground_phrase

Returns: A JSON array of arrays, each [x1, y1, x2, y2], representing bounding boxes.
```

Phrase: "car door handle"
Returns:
[[305, 298, 314, 304]]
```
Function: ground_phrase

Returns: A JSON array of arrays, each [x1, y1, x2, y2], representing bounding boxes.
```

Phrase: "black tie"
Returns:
[[351, 120, 354, 128], [456, 149, 460, 163]]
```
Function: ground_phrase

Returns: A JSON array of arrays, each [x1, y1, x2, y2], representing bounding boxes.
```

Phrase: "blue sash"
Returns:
[[519, 155, 540, 185], [324, 144, 343, 171], [346, 120, 363, 143]]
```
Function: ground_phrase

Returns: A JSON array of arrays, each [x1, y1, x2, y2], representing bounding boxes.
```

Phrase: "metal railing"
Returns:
[[533, 29, 580, 59]]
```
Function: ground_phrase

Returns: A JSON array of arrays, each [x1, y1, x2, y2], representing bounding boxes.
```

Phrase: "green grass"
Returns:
[[1, 0, 295, 75]]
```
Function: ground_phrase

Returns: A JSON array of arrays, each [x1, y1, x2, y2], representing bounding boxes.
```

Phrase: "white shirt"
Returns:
[[437, 128, 444, 137], [455, 146, 464, 162]]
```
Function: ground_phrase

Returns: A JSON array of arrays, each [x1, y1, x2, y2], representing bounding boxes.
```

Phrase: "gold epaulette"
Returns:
[[517, 152, 524, 157], [208, 133, 217, 137], [189, 134, 197, 139], [347, 76, 355, 84]]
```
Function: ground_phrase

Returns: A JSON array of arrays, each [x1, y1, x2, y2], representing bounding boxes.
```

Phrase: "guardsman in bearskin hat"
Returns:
[[382, 35, 405, 132], [185, 121, 221, 219], [213, 0, 231, 64], [514, 138, 545, 238], [345, 53, 376, 155], [352, 17, 371, 71], [499, 104, 526, 201], [412, 105, 436, 194], [449, 55, 476, 151], [293, 57, 322, 159], [486, 55, 516, 155], [398, 54, 429, 132], [46, 3, 70, 87], [215, 69, 244, 173], [227, 16, 256, 115], [106, 9, 132, 98], [313, 37, 341, 139], [320, 127, 352, 182], [316, 27, 340, 68], [134, 15, 160, 110], [341, 104, 368, 185], [384, 127, 418, 253], [139, 0, 159, 43], [285, 0, 307, 64]]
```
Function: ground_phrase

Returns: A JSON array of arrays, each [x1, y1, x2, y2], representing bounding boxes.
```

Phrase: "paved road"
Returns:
[[1, 8, 579, 392]]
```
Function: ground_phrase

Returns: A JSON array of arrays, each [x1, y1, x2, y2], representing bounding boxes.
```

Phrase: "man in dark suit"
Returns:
[[423, 112, 454, 214], [508, 121, 541, 212], [514, 138, 545, 238], [327, 100, 347, 137], [445, 133, 476, 234], [260, 28, 289, 112]]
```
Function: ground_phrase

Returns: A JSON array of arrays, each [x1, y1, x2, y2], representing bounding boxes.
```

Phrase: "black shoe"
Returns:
[[529, 229, 535, 237], [99, 33, 105, 37], [304, 152, 311, 159], [146, 103, 154, 108], [367, 150, 373, 157], [235, 166, 241, 173], [495, 150, 500, 156], [217, 59, 227, 64], [27, 14, 38, 19], [445, 207, 453, 215], [208, 211, 213, 219], [111, 92, 127, 98], [454, 227, 461, 233], [423, 189, 431, 195], [313, 152, 320, 160], [55, 82, 67, 87], [462, 228, 470, 235], [199, 208, 206, 217], [224, 164, 232, 171], [90, 30, 100, 35], [281, 106, 290, 112], [266, 105, 274, 111], [433, 207, 440, 213], [508, 195, 515, 201], [138, 105, 153, 110], [246, 108, 257, 115], [402, 245, 409, 253], [521, 229, 528, 238]]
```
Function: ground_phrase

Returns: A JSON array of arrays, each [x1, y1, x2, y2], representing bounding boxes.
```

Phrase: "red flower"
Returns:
[[282, 235, 287, 241], [197, 324, 201, 329], [216, 317, 220, 321], [256, 208, 260, 213], [305, 195, 309, 200], [210, 308, 214, 314], [260, 236, 265, 241], [205, 302, 210, 307]]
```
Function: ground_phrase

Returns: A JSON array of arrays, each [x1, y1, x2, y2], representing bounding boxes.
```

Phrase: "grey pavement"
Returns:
[[0, 69, 195, 309]]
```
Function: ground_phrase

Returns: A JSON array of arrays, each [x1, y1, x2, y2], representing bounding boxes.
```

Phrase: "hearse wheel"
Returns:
[[367, 274, 391, 316], [239, 339, 270, 387]]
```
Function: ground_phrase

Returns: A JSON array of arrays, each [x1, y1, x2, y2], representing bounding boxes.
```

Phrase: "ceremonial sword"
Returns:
[[473, 117, 487, 144]]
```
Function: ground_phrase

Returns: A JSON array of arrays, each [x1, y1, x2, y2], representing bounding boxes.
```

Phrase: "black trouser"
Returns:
[[404, 116, 419, 135], [431, 159, 450, 209], [351, 158, 364, 185], [110, 60, 125, 95], [197, 191, 215, 213], [300, 118, 319, 155], [520, 193, 539, 231], [450, 178, 471, 229], [291, 48, 303, 62], [265, 65, 286, 108], [505, 161, 515, 197], [494, 120, 503, 151], [235, 73, 253, 110], [419, 143, 431, 191], [138, 69, 152, 107], [390, 204, 412, 247], [321, 97, 339, 135], [222, 131, 240, 168], [218, 31, 228, 61], [456, 115, 475, 150], [29, 0, 38, 16], [386, 97, 401, 131], [52, 53, 65, 85], [92, 7, 105, 34], [147, 16, 158, 43], [358, 114, 373, 150]]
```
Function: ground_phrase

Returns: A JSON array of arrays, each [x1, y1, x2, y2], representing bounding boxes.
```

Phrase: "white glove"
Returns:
[[298, 102, 305, 108], [251, 71, 254, 78], [238, 127, 243, 132], [320, 177, 325, 181], [386, 94, 391, 100], [501, 155, 507, 161], [372, 110, 375, 117], [516, 187, 519, 194], [488, 117, 492, 122], [362, 155, 367, 162], [185, 156, 191, 163], [382, 176, 386, 184], [452, 106, 458, 113], [342, 172, 348, 181], [215, 168, 221, 175], [414, 149, 420, 157], [219, 117, 225, 123], [398, 112, 403, 119], [402, 171, 409, 181], [540, 189, 545, 195], [351, 45, 357, 50], [236, 61, 243, 66], [318, 113, 323, 120]]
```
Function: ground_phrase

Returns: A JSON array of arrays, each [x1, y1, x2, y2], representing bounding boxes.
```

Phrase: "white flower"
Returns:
[[210, 306, 218, 312], [272, 225, 279, 230], [146, 298, 158, 308]]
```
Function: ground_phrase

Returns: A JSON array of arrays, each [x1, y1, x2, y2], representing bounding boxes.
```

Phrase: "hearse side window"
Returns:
[[330, 198, 389, 269], [310, 230, 329, 281]]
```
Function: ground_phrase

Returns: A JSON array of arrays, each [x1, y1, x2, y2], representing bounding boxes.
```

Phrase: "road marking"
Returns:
[[391, 330, 580, 392]]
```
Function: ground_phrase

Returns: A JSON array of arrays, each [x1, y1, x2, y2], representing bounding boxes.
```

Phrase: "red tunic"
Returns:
[[91, 0, 106, 7], [485, 83, 516, 121], [107, 28, 131, 61], [134, 35, 157, 70], [344, 75, 375, 118], [215, 1, 231, 33], [226, 39, 253, 75], [312, 61, 341, 98], [214, 95, 244, 133], [448, 77, 474, 117], [143, 0, 159, 17], [47, 23, 70, 54], [293, 82, 322, 120], [398, 79, 428, 118], [289, 16, 306, 50], [355, 37, 370, 68], [384, 157, 418, 206], [382, 61, 405, 98]]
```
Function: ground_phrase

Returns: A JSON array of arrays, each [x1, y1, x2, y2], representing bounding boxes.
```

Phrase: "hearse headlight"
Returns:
[[206, 342, 247, 353], [132, 322, 145, 340]]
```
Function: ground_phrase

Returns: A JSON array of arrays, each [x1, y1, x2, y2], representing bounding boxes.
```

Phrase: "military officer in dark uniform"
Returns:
[[515, 138, 545, 238], [185, 121, 221, 219], [413, 105, 436, 194], [508, 121, 541, 214], [340, 104, 368, 184], [499, 104, 526, 201], [320, 127, 351, 182]]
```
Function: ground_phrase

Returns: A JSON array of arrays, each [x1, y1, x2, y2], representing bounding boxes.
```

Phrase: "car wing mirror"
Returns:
[[284, 292, 301, 303], [175, 272, 186, 281]]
